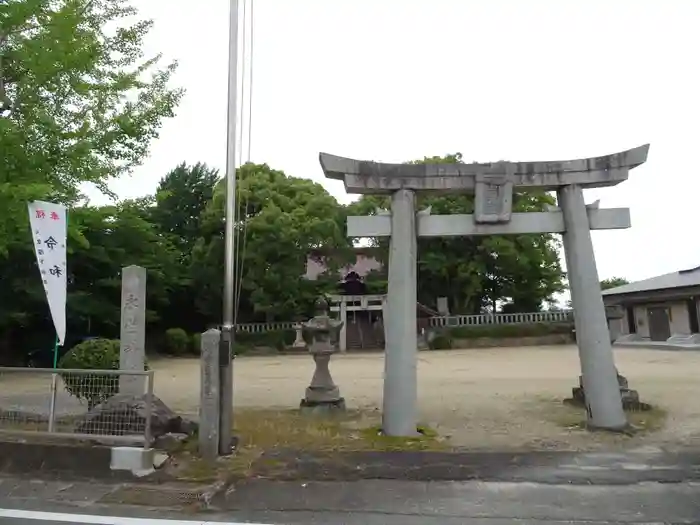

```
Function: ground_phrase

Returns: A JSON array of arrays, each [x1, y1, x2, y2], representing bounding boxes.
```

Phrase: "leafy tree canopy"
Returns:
[[191, 163, 352, 322], [600, 277, 630, 290], [0, 0, 183, 255]]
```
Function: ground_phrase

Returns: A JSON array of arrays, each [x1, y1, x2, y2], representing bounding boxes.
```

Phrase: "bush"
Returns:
[[428, 333, 453, 350], [164, 328, 189, 356], [449, 322, 573, 340], [191, 333, 202, 355], [234, 329, 296, 352], [59, 339, 121, 409]]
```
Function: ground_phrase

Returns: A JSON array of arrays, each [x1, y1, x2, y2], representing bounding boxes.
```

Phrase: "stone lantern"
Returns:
[[300, 297, 345, 413], [291, 318, 307, 349]]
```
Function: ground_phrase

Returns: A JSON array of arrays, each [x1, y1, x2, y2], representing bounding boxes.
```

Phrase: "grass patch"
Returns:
[[358, 424, 441, 451], [547, 403, 668, 433], [232, 408, 446, 453], [172, 408, 448, 482]]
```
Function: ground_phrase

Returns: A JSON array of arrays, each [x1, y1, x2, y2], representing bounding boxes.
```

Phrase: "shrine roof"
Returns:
[[601, 265, 700, 297]]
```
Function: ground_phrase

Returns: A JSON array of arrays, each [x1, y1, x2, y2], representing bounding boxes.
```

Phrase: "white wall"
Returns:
[[670, 302, 691, 334], [624, 301, 690, 338]]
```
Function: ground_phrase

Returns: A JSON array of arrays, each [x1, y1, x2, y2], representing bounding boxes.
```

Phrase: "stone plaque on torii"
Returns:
[[319, 144, 649, 437]]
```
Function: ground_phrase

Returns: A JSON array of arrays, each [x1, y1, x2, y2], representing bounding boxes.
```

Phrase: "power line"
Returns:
[[234, 0, 254, 325], [245, 0, 255, 164]]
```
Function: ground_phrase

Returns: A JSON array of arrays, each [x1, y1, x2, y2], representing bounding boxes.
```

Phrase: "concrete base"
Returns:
[[110, 446, 156, 477], [615, 340, 700, 351], [300, 398, 346, 415], [615, 334, 644, 343], [667, 333, 700, 345]]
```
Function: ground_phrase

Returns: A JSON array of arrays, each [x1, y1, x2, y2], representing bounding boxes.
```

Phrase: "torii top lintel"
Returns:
[[319, 144, 649, 194]]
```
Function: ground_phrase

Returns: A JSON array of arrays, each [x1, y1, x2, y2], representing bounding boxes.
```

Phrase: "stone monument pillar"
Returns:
[[338, 300, 348, 353], [558, 185, 627, 430], [199, 329, 221, 461], [119, 265, 147, 396], [300, 297, 345, 413], [383, 189, 419, 437]]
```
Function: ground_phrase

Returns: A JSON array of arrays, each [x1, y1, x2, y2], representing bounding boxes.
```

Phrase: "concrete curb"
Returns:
[[0, 441, 164, 480], [0, 475, 231, 512]]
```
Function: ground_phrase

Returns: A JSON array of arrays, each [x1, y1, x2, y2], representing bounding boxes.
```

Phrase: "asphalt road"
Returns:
[[4, 449, 700, 524], [2, 479, 700, 525]]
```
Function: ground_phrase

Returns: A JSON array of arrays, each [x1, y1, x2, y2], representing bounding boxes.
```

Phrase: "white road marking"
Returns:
[[0, 508, 271, 525]]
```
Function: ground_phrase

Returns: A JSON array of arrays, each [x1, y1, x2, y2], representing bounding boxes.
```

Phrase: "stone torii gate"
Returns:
[[320, 145, 650, 437]]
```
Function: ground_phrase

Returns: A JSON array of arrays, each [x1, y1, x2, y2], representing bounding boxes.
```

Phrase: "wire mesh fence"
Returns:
[[0, 367, 154, 446]]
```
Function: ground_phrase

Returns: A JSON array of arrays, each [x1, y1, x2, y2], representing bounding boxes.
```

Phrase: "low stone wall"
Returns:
[[452, 333, 573, 349]]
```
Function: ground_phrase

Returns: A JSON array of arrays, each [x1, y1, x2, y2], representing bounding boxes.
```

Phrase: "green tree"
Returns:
[[192, 163, 351, 323], [600, 277, 630, 290], [146, 163, 220, 332], [66, 198, 181, 338], [0, 197, 182, 363], [152, 162, 220, 257], [347, 153, 565, 313], [0, 0, 183, 255]]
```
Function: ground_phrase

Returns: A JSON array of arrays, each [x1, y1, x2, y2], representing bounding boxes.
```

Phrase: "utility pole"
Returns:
[[219, 0, 240, 455]]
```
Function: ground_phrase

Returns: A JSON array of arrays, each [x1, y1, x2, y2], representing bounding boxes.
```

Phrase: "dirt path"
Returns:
[[148, 346, 700, 451], [2, 346, 698, 450]]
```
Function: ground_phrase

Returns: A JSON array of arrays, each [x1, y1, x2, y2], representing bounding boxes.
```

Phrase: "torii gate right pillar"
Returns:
[[558, 184, 626, 429]]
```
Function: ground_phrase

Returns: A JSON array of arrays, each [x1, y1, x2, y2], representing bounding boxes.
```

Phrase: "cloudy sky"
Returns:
[[107, 0, 699, 284]]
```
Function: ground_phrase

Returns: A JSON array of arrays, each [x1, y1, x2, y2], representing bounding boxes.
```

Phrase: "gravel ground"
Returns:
[[2, 346, 699, 450]]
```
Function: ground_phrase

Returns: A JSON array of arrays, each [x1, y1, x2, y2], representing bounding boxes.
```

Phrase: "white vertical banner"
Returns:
[[28, 201, 67, 346]]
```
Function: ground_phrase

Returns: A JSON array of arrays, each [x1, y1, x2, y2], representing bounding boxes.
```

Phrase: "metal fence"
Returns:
[[0, 367, 154, 447], [235, 321, 297, 333], [429, 310, 574, 328]]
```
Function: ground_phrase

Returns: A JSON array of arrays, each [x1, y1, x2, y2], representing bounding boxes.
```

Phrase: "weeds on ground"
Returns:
[[544, 399, 667, 433], [172, 408, 447, 482]]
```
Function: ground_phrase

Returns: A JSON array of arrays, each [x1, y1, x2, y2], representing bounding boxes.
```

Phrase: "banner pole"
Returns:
[[48, 336, 59, 432], [27, 201, 68, 434]]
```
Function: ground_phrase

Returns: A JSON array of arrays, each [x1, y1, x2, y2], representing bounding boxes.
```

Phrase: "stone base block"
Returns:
[[615, 334, 644, 343], [566, 387, 651, 412], [305, 386, 341, 403], [300, 397, 346, 415]]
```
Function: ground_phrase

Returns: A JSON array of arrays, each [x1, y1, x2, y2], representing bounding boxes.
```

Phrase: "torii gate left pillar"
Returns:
[[320, 145, 649, 437]]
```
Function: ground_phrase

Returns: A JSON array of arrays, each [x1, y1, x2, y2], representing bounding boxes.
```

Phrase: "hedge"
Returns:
[[428, 322, 574, 350], [164, 328, 189, 356], [234, 329, 297, 353], [449, 322, 573, 339]]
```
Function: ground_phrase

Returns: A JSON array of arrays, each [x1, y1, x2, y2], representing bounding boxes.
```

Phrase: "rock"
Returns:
[[154, 432, 189, 452], [73, 394, 198, 441]]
